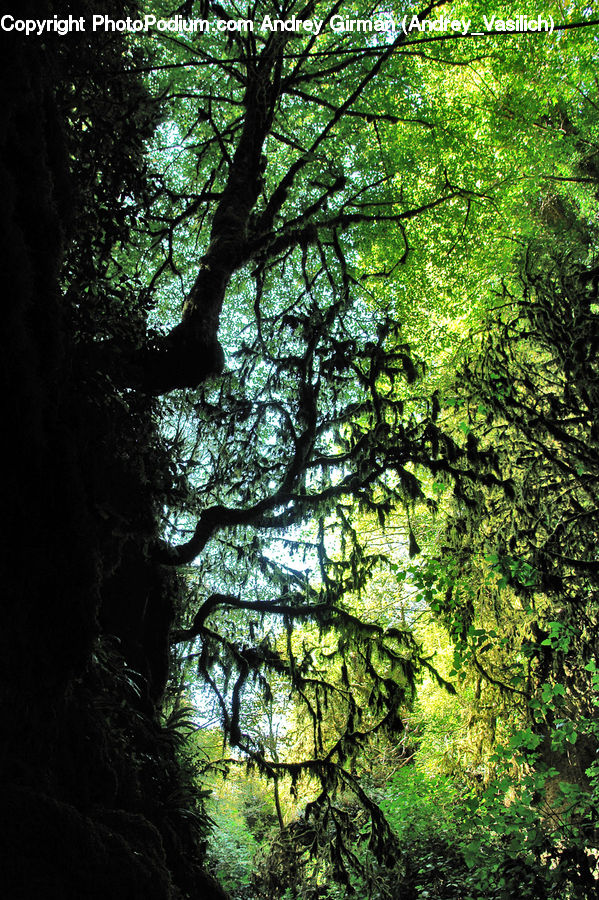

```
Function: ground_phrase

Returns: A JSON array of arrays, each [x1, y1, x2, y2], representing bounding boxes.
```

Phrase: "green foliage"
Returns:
[[381, 767, 459, 843], [419, 253, 599, 898], [207, 803, 262, 899], [456, 715, 599, 900], [7, 0, 599, 897]]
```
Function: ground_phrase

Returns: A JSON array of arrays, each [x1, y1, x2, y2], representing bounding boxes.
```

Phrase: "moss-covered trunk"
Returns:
[[0, 9, 228, 898]]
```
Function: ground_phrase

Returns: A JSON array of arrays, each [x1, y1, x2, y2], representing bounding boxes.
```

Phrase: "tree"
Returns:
[[429, 248, 599, 896], [2, 0, 599, 896]]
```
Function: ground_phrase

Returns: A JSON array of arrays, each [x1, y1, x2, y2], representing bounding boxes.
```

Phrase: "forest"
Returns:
[[2, 0, 599, 897]]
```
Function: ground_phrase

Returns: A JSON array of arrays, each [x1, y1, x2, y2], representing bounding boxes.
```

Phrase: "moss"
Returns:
[[0, 9, 228, 898], [1, 786, 174, 900]]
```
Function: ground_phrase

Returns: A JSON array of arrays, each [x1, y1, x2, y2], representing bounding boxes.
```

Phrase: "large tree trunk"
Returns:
[[0, 13, 228, 899]]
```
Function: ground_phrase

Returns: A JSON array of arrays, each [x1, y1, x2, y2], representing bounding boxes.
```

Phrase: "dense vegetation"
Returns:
[[2, 0, 599, 897]]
